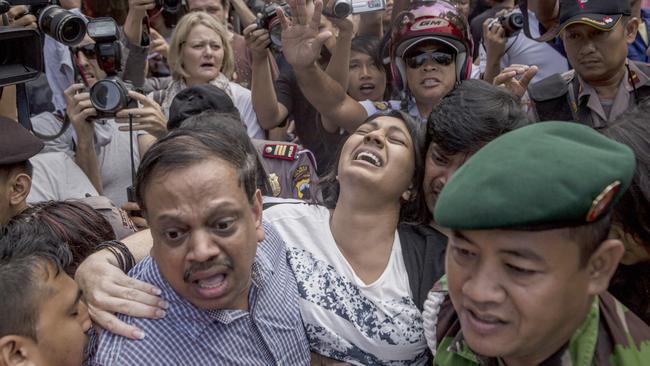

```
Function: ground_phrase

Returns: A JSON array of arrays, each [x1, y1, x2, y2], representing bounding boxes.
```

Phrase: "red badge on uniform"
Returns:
[[263, 143, 297, 161]]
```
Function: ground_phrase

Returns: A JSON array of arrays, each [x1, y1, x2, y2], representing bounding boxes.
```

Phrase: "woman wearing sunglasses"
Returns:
[[278, 0, 474, 133]]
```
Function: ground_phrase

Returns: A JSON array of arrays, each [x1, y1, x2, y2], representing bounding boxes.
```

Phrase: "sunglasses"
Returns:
[[71, 44, 96, 58], [404, 50, 455, 69]]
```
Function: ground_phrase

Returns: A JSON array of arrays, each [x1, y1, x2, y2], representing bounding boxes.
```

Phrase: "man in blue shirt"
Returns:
[[89, 112, 310, 365]]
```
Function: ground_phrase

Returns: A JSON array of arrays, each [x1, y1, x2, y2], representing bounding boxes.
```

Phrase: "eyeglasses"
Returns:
[[71, 44, 96, 59], [404, 50, 454, 69]]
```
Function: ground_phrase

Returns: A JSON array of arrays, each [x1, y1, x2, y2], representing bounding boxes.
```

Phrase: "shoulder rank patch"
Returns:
[[373, 101, 390, 111], [263, 143, 297, 161]]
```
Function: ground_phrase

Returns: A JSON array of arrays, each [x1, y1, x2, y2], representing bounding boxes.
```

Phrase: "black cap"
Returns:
[[558, 0, 631, 34], [0, 116, 43, 165], [167, 84, 238, 130]]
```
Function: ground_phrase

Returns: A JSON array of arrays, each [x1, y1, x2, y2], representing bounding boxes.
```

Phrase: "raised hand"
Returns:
[[278, 0, 333, 69], [493, 64, 539, 100], [115, 91, 168, 139]]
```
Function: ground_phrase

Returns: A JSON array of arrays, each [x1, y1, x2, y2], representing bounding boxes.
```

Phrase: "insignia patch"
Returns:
[[293, 165, 311, 200], [268, 173, 281, 197], [373, 101, 389, 111], [603, 16, 613, 24], [586, 181, 621, 222], [263, 143, 297, 161], [577, 0, 588, 9]]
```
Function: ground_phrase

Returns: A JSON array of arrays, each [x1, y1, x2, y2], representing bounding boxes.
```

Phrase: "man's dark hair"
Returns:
[[136, 111, 258, 211], [175, 111, 272, 196], [426, 79, 530, 156], [0, 160, 34, 181], [0, 233, 73, 340], [318, 109, 427, 223], [351, 35, 384, 71], [567, 213, 613, 267], [1, 200, 115, 276], [604, 99, 650, 251]]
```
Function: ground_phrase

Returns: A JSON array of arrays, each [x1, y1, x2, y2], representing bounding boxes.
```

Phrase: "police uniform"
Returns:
[[528, 60, 650, 129], [252, 140, 319, 201], [422, 122, 650, 365]]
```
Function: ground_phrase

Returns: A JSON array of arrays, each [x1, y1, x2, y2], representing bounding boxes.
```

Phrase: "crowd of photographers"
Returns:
[[2, 0, 650, 365]]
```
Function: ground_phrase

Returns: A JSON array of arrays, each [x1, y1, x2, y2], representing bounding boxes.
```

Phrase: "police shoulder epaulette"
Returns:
[[263, 143, 297, 161]]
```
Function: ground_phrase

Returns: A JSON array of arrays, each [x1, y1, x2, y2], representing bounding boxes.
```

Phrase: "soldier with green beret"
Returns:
[[423, 122, 650, 365]]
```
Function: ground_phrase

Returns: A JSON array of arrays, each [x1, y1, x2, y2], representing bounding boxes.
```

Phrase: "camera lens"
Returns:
[[90, 79, 127, 113], [333, 0, 352, 18], [38, 6, 87, 46], [158, 0, 182, 13], [508, 13, 524, 31]]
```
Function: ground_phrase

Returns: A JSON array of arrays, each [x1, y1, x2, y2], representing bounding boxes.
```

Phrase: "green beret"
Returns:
[[434, 121, 635, 230]]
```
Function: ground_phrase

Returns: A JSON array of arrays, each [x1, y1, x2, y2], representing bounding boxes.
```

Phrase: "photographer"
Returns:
[[480, 8, 567, 84], [32, 33, 159, 208]]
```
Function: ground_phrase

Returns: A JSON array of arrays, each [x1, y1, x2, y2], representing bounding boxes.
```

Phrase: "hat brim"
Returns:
[[396, 36, 460, 59], [558, 13, 622, 35]]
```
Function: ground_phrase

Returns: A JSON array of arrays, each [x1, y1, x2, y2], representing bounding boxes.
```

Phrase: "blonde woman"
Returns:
[[153, 12, 263, 139]]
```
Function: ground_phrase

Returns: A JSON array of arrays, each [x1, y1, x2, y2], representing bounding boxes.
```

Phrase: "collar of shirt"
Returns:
[[436, 297, 600, 366], [141, 224, 278, 341], [576, 60, 650, 125]]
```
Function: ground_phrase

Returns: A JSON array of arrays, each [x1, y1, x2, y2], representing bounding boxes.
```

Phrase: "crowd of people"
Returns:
[[1, 0, 650, 365]]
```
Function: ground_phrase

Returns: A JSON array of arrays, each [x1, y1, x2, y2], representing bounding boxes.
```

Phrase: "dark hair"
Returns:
[[1, 200, 115, 275], [566, 213, 613, 267], [318, 109, 427, 222], [136, 111, 258, 210], [176, 111, 272, 196], [427, 79, 531, 156], [0, 160, 34, 180], [0, 233, 73, 340], [604, 99, 650, 250], [350, 35, 391, 100]]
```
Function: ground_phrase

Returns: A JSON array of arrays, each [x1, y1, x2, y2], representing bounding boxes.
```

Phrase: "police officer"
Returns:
[[496, 0, 650, 129], [422, 122, 650, 365], [167, 84, 318, 201], [0, 116, 43, 225]]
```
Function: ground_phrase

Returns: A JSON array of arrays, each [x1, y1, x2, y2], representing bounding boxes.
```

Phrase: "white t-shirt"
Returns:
[[264, 202, 428, 366], [478, 10, 568, 84], [28, 152, 99, 203]]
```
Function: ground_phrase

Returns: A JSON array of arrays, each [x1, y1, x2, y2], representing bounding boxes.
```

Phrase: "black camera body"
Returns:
[[257, 2, 290, 51], [155, 0, 181, 13], [498, 11, 524, 37], [86, 17, 137, 119], [1, 0, 86, 45]]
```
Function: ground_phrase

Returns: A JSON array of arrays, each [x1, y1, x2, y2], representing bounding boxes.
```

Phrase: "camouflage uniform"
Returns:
[[430, 284, 650, 365]]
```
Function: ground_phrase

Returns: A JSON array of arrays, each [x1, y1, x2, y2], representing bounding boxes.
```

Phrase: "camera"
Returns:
[[85, 17, 137, 118], [497, 11, 524, 37], [256, 2, 290, 51], [0, 0, 86, 45], [323, 0, 385, 18], [155, 0, 181, 13]]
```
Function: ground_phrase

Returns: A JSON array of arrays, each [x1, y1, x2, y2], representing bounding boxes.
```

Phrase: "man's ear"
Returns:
[[586, 239, 625, 295], [0, 335, 37, 366], [625, 17, 640, 44], [252, 189, 264, 243], [8, 173, 31, 208]]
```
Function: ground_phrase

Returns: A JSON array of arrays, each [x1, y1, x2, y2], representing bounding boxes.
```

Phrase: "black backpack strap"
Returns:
[[398, 223, 447, 311]]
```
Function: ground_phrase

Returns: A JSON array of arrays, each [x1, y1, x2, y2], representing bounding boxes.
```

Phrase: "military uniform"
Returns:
[[528, 61, 650, 129], [421, 122, 650, 365], [252, 140, 319, 201]]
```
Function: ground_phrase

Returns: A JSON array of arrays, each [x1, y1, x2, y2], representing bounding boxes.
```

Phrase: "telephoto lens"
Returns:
[[38, 5, 86, 46]]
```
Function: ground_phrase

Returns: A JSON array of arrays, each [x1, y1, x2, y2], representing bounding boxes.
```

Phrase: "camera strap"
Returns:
[[518, 0, 560, 42], [16, 83, 71, 141]]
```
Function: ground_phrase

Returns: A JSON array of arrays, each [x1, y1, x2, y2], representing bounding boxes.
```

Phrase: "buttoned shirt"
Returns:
[[576, 61, 650, 129], [88, 222, 310, 366]]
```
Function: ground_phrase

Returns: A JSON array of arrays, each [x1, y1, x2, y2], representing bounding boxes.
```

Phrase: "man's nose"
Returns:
[[187, 230, 221, 263]]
